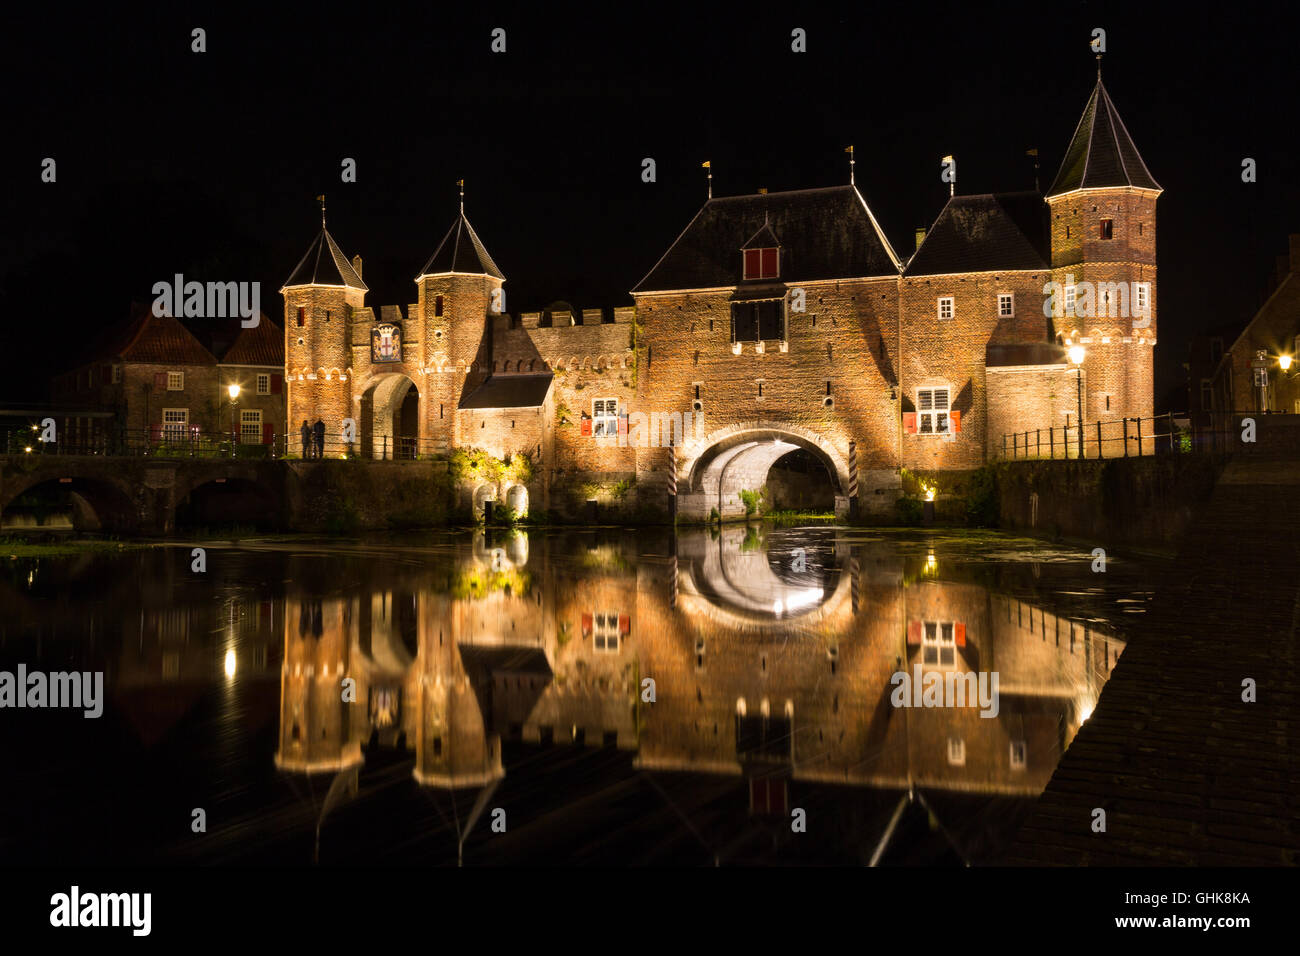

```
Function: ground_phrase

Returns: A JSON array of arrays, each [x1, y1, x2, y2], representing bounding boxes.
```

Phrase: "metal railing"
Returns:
[[1, 427, 454, 461], [996, 411, 1215, 461]]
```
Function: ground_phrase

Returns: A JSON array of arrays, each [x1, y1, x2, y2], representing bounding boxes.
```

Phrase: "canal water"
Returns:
[[0, 526, 1161, 866]]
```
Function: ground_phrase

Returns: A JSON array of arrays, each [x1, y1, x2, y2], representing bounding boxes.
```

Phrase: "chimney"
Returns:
[[352, 255, 363, 279], [915, 228, 926, 252]]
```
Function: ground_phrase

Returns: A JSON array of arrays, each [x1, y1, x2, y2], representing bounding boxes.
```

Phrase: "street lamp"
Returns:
[[228, 383, 241, 454], [1280, 354, 1293, 372], [1068, 345, 1086, 458]]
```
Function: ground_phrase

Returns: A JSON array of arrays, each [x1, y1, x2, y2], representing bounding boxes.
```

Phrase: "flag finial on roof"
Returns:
[[845, 145, 855, 186], [316, 194, 326, 229], [702, 161, 711, 199], [458, 179, 465, 214]]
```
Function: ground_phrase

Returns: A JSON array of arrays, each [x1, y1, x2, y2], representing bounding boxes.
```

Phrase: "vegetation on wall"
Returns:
[[450, 447, 534, 486], [737, 486, 769, 517]]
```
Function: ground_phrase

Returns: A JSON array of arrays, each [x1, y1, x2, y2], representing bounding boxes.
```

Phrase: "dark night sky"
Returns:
[[2, 1, 1297, 409]]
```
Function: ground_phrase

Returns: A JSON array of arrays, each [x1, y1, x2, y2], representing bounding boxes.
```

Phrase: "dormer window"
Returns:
[[744, 248, 779, 280]]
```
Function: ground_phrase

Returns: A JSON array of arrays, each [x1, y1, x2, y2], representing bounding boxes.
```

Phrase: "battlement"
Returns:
[[518, 306, 635, 329]]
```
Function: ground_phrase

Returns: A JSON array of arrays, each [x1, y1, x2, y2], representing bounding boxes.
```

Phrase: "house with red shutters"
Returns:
[[50, 302, 285, 451]]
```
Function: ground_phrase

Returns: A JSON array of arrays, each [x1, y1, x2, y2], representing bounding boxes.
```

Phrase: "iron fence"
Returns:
[[996, 410, 1258, 461], [1, 427, 453, 461]]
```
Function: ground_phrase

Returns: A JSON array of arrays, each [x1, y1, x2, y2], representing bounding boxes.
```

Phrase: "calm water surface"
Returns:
[[0, 526, 1160, 865]]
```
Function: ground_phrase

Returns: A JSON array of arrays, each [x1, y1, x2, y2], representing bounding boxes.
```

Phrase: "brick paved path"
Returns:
[[1004, 434, 1300, 865]]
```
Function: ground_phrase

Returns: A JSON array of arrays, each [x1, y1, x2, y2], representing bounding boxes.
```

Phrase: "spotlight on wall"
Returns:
[[1068, 345, 1086, 365]]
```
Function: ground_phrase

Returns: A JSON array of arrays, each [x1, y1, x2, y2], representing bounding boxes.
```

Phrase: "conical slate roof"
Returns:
[[283, 228, 368, 291], [1048, 77, 1161, 196], [417, 213, 504, 280]]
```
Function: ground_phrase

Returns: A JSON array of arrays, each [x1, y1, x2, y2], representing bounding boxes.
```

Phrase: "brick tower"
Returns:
[[282, 209, 368, 453], [414, 192, 505, 452], [1046, 66, 1161, 444]]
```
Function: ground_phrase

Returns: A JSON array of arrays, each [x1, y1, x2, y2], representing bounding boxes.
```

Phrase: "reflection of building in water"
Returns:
[[276, 598, 363, 774], [273, 528, 1125, 805]]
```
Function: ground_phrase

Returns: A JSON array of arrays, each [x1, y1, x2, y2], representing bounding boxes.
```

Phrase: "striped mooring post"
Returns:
[[850, 556, 860, 615], [667, 438, 677, 521], [848, 440, 858, 519]]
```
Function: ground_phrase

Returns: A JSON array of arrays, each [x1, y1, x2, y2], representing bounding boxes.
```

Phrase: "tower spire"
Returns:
[[317, 194, 326, 229], [458, 179, 465, 214], [845, 145, 855, 186]]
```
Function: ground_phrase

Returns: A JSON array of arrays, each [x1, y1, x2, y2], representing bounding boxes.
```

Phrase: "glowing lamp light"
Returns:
[[1067, 345, 1087, 365], [227, 383, 241, 400], [1280, 355, 1293, 372], [24, 446, 32, 454]]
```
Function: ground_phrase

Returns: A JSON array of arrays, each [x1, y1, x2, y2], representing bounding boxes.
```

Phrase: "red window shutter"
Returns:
[[761, 248, 778, 277], [618, 614, 630, 635], [581, 613, 593, 637], [617, 414, 628, 436], [903, 412, 917, 434], [262, 422, 274, 445], [580, 417, 592, 437], [744, 249, 760, 278], [955, 622, 966, 647], [271, 374, 283, 394], [907, 621, 922, 645], [950, 410, 961, 433], [154, 372, 167, 388]]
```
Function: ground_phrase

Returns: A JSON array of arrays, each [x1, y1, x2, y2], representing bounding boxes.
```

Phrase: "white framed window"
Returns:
[[1134, 282, 1151, 315], [1010, 740, 1027, 770], [947, 737, 966, 766], [937, 296, 955, 320], [1064, 284, 1077, 316], [167, 371, 184, 391], [256, 373, 270, 394], [240, 409, 262, 444], [162, 408, 188, 442], [917, 387, 951, 435], [922, 621, 956, 667], [593, 612, 620, 652], [592, 398, 618, 437], [998, 293, 1014, 318]]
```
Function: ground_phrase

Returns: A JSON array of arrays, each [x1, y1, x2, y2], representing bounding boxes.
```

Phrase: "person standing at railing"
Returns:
[[300, 420, 311, 459], [312, 418, 325, 459]]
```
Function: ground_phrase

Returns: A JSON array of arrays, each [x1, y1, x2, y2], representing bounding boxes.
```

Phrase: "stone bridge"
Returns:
[[0, 455, 287, 534]]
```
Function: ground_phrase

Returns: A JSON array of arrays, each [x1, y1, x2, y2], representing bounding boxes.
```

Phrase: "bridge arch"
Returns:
[[357, 372, 421, 459], [0, 474, 138, 532], [679, 421, 851, 520]]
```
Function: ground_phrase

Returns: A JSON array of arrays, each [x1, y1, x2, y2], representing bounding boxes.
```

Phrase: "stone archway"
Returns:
[[678, 422, 851, 520], [359, 374, 420, 459]]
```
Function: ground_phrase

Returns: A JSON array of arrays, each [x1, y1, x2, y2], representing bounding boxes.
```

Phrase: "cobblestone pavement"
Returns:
[[1004, 436, 1300, 865]]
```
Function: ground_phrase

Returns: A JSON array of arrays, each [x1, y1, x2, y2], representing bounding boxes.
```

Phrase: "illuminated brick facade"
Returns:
[[285, 73, 1158, 518]]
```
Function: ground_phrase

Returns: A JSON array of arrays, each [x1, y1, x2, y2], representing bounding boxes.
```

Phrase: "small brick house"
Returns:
[[51, 303, 285, 449]]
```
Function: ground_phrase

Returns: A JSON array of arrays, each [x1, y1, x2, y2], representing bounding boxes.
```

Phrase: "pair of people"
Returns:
[[300, 419, 326, 459]]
